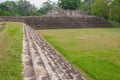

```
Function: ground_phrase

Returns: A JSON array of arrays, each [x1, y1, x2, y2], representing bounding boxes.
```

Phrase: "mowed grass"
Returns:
[[38, 28, 120, 80], [0, 22, 23, 80]]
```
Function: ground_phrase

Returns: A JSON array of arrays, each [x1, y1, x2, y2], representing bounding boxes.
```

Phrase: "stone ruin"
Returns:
[[0, 8, 113, 29], [46, 8, 87, 17]]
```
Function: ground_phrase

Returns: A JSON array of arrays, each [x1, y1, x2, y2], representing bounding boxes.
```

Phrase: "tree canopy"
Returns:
[[38, 0, 57, 14], [0, 0, 56, 16], [58, 0, 81, 10], [92, 0, 120, 22], [0, 0, 40, 16]]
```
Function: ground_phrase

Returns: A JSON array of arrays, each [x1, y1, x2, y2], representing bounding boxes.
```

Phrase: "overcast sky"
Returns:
[[0, 0, 58, 8]]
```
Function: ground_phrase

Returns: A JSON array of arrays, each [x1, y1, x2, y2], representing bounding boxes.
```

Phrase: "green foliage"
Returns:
[[110, 0, 120, 22], [0, 2, 9, 11], [58, 0, 81, 10], [0, 9, 4, 16], [38, 0, 57, 14], [92, 0, 120, 22], [0, 0, 42, 16], [109, 20, 120, 27], [78, 0, 95, 14], [92, 0, 110, 19], [0, 0, 57, 16], [0, 8, 11, 16], [4, 11, 11, 16], [78, 2, 88, 12], [0, 1, 17, 16], [17, 0, 37, 16]]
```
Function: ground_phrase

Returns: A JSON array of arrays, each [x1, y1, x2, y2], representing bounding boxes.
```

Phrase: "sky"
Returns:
[[0, 0, 58, 8]]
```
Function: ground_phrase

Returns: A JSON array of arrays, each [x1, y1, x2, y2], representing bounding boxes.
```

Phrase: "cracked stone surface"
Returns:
[[22, 24, 85, 80]]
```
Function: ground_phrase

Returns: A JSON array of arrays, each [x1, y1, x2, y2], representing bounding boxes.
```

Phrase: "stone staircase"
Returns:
[[22, 24, 85, 80]]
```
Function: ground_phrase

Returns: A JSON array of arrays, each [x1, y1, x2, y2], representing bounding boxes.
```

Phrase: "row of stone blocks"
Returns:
[[23, 24, 85, 80], [0, 16, 113, 29]]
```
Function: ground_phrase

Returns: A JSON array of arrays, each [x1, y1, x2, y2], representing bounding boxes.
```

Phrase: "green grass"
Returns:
[[38, 28, 120, 80], [0, 22, 23, 80], [0, 23, 5, 31]]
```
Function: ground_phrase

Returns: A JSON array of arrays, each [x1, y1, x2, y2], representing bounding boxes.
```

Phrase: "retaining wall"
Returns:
[[0, 16, 113, 29]]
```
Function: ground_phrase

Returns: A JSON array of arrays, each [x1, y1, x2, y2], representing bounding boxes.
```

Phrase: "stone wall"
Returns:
[[0, 16, 113, 29], [25, 16, 113, 29], [0, 16, 25, 22]]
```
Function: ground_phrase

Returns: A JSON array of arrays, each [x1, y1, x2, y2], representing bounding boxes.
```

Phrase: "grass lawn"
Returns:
[[0, 22, 23, 80], [38, 28, 120, 80]]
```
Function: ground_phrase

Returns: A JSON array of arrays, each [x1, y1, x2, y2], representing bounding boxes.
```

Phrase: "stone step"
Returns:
[[28, 26, 60, 80], [23, 25, 50, 80], [22, 26, 36, 80], [23, 24, 85, 80]]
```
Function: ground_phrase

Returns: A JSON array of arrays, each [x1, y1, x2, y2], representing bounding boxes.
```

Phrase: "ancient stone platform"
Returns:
[[22, 24, 85, 80], [0, 8, 113, 29]]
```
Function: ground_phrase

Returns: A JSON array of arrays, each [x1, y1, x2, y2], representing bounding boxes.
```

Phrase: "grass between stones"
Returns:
[[38, 28, 120, 80], [0, 22, 23, 80]]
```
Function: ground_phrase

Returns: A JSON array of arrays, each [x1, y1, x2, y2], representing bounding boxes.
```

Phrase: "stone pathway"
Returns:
[[22, 24, 85, 80]]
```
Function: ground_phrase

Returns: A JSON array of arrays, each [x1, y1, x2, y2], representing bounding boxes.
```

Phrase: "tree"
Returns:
[[0, 9, 4, 16], [92, 0, 110, 19], [92, 0, 120, 22], [38, 0, 56, 14], [58, 0, 81, 10], [17, 0, 37, 16], [0, 3, 8, 11], [0, 1, 13, 16], [0, 0, 40, 16], [84, 0, 95, 14], [3, 1, 17, 15], [78, 0, 96, 14], [110, 0, 120, 22]]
